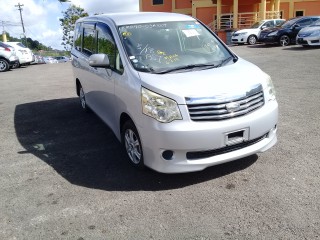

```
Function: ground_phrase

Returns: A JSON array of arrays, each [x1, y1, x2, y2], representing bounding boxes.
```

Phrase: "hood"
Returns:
[[138, 58, 269, 104], [298, 26, 320, 34], [261, 27, 281, 33]]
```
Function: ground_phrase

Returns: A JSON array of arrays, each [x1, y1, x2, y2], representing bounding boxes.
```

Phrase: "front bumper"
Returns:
[[138, 100, 278, 173], [259, 35, 279, 44], [231, 35, 248, 44], [296, 36, 320, 46]]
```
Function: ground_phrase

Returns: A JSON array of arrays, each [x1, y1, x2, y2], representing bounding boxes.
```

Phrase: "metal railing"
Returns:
[[213, 11, 281, 30]]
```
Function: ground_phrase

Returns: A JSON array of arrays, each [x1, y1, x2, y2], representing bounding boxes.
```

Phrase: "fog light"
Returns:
[[162, 150, 174, 160]]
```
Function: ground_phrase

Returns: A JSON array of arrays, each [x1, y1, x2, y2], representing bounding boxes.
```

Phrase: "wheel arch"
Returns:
[[120, 112, 133, 138], [76, 78, 81, 96]]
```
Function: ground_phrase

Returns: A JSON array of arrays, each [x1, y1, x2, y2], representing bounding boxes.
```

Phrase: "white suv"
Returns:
[[232, 19, 285, 45], [6, 42, 33, 67], [0, 41, 19, 72]]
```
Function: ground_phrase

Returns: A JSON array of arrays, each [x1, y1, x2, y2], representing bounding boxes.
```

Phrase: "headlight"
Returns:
[[310, 30, 320, 37], [265, 77, 276, 101], [238, 32, 247, 36], [267, 31, 278, 36], [141, 87, 182, 123]]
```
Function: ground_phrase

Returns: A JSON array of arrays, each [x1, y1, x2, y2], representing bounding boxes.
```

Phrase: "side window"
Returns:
[[83, 23, 96, 56], [263, 21, 273, 28], [297, 18, 311, 27], [96, 23, 123, 74], [74, 22, 82, 52]]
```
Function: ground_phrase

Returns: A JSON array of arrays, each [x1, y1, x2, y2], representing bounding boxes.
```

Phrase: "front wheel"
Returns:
[[279, 35, 290, 46], [247, 35, 257, 45], [122, 120, 144, 169], [79, 85, 89, 111], [0, 59, 9, 72]]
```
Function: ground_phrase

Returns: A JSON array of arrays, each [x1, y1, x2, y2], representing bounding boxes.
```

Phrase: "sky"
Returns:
[[0, 0, 139, 50]]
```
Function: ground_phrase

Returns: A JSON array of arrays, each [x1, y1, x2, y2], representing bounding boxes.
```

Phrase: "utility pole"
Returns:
[[15, 2, 27, 47]]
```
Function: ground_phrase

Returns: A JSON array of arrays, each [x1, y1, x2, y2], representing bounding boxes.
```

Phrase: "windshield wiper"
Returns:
[[155, 63, 216, 74], [214, 56, 237, 68]]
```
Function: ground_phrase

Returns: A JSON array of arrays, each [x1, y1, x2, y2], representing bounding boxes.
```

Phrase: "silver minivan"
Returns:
[[71, 12, 278, 173]]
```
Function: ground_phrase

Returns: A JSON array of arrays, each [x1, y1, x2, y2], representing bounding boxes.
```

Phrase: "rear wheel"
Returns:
[[12, 62, 20, 68], [122, 120, 144, 169], [279, 35, 290, 46], [0, 59, 9, 72], [247, 35, 257, 45]]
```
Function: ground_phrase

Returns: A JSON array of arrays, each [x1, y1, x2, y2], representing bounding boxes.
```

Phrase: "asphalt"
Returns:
[[0, 44, 320, 239]]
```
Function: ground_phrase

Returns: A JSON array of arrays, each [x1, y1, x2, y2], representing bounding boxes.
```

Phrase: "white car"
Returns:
[[0, 41, 19, 72], [72, 12, 278, 173], [6, 42, 33, 67], [296, 19, 320, 46], [231, 19, 285, 45], [44, 56, 58, 64]]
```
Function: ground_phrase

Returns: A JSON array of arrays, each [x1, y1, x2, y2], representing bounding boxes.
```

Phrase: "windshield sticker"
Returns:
[[120, 23, 167, 30], [164, 54, 179, 64], [185, 24, 200, 29], [122, 32, 132, 37], [182, 29, 200, 37]]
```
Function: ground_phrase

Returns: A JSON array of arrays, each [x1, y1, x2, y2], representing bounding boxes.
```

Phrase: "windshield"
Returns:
[[251, 21, 264, 28], [119, 21, 232, 73], [281, 18, 298, 28], [311, 19, 320, 27]]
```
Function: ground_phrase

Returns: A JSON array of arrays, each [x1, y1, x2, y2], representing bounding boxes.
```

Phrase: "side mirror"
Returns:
[[89, 53, 110, 68], [261, 26, 267, 30], [293, 24, 300, 29]]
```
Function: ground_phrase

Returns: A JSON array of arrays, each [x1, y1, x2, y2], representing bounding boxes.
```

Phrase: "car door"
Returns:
[[291, 18, 312, 38], [90, 22, 124, 132]]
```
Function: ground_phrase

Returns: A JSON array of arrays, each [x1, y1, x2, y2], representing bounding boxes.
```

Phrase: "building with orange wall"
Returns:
[[140, 0, 320, 30]]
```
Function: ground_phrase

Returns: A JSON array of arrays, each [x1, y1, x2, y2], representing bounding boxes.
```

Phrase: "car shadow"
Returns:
[[282, 45, 320, 51], [246, 44, 280, 48], [14, 98, 258, 191]]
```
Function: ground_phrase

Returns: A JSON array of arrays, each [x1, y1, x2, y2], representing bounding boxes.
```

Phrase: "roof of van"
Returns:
[[78, 12, 195, 26]]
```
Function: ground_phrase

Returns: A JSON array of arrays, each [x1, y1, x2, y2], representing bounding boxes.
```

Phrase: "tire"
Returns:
[[12, 62, 20, 68], [0, 59, 9, 72], [122, 120, 144, 169], [247, 35, 257, 45], [79, 85, 89, 111], [279, 35, 290, 46]]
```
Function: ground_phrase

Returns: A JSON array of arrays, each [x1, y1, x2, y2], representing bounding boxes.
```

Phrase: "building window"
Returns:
[[295, 10, 304, 17], [153, 0, 163, 5]]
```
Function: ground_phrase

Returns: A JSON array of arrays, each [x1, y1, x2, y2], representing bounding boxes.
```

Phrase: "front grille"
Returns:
[[186, 134, 267, 160], [186, 85, 264, 121]]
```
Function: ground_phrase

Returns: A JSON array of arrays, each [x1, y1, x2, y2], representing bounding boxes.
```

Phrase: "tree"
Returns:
[[59, 5, 88, 51]]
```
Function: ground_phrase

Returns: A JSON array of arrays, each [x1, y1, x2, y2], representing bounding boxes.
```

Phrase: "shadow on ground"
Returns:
[[14, 98, 257, 191]]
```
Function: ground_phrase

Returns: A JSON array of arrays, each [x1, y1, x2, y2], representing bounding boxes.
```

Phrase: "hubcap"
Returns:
[[0, 61, 6, 71], [124, 129, 141, 164], [249, 36, 256, 45], [280, 36, 289, 46]]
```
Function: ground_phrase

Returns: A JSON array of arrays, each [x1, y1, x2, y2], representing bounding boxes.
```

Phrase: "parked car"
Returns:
[[72, 12, 278, 173], [44, 56, 58, 64], [54, 56, 69, 63], [6, 42, 33, 67], [296, 18, 320, 46], [259, 16, 320, 46], [32, 55, 46, 64], [0, 41, 19, 72], [232, 19, 285, 45]]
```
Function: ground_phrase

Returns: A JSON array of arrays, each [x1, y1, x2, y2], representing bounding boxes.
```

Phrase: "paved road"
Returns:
[[1, 45, 320, 239]]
